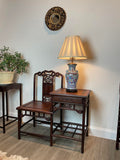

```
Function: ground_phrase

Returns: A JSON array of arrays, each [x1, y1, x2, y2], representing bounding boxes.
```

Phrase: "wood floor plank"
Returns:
[[0, 122, 120, 160]]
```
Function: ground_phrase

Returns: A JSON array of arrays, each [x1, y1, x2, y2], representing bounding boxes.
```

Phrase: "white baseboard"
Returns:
[[0, 112, 116, 140], [0, 112, 17, 118], [9, 112, 17, 117], [89, 126, 116, 140]]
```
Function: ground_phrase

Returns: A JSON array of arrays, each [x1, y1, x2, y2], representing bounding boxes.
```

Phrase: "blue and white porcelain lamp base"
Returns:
[[58, 36, 87, 92], [66, 63, 78, 92]]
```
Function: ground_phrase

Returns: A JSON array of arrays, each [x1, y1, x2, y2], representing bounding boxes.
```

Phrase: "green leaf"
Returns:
[[0, 46, 29, 74]]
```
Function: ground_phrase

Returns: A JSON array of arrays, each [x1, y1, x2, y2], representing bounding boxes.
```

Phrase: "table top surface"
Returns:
[[50, 88, 90, 98], [0, 83, 22, 91], [0, 82, 21, 86]]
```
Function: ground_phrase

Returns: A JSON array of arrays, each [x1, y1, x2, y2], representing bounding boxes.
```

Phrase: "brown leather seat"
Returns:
[[16, 70, 63, 145]]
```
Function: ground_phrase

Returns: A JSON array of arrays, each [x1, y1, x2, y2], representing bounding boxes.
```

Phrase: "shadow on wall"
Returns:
[[76, 39, 96, 89], [77, 65, 86, 89], [89, 91, 103, 126], [83, 40, 96, 61], [75, 40, 101, 126]]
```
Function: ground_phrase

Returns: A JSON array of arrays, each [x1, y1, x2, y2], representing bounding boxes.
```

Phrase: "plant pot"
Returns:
[[0, 71, 15, 84]]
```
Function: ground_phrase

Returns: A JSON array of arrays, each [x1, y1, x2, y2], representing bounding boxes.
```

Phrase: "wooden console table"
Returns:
[[0, 83, 22, 133], [50, 88, 90, 153]]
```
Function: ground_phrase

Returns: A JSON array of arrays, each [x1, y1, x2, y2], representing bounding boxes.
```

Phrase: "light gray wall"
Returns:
[[0, 0, 120, 140]]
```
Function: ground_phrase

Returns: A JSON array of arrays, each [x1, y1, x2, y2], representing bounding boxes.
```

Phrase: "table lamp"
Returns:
[[58, 35, 87, 92]]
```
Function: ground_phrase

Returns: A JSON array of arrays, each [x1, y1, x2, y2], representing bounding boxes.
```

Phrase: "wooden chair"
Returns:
[[16, 70, 63, 145], [116, 86, 120, 150]]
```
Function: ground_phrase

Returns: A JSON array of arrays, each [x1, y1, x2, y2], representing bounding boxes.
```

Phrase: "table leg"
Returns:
[[2, 92, 5, 133], [33, 112, 36, 127], [18, 110, 21, 139], [50, 114, 53, 146], [20, 84, 22, 105], [116, 140, 119, 150], [60, 103, 63, 130], [81, 102, 85, 153], [86, 96, 89, 136], [6, 92, 9, 121]]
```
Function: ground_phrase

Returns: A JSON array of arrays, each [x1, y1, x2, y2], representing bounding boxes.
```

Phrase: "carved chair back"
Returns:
[[33, 70, 63, 102]]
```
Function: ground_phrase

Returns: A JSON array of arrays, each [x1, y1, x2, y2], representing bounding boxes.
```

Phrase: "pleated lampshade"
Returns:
[[58, 35, 87, 60]]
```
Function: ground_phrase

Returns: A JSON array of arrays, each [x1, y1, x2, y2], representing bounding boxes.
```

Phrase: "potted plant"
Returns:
[[0, 46, 29, 84]]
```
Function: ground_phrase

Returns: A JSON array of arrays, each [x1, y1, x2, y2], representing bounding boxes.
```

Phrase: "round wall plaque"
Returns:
[[45, 6, 66, 31]]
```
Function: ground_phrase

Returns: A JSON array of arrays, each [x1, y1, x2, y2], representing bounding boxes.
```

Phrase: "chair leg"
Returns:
[[60, 107, 63, 130], [18, 110, 22, 139], [33, 112, 36, 127], [116, 142, 119, 150], [50, 114, 53, 146]]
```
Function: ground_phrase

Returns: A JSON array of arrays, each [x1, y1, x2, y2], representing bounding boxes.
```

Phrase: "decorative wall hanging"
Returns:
[[45, 6, 66, 31]]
